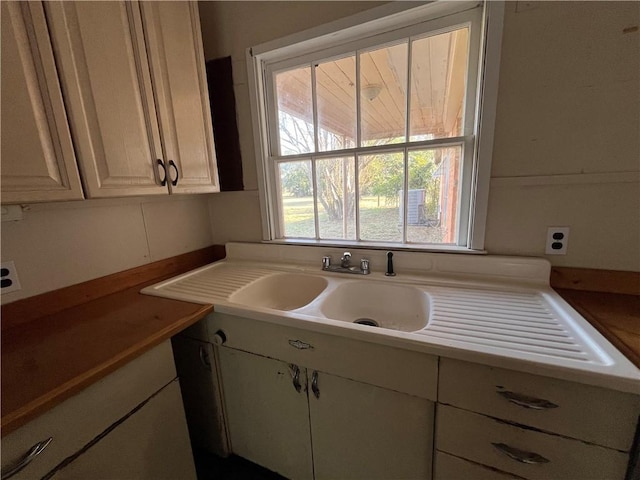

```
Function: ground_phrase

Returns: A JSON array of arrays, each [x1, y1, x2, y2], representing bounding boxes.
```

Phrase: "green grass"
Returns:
[[282, 196, 445, 243]]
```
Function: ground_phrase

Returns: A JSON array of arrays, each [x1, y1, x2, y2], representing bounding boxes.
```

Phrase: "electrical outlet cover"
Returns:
[[1, 261, 22, 293], [546, 227, 570, 255]]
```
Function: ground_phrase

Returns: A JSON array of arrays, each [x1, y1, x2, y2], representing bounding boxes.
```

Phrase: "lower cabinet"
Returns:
[[172, 335, 229, 457], [1, 341, 196, 480], [436, 358, 639, 480], [50, 380, 195, 480], [218, 347, 435, 480]]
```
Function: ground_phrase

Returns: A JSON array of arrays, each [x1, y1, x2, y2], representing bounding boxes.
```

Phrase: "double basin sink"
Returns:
[[228, 272, 430, 332]]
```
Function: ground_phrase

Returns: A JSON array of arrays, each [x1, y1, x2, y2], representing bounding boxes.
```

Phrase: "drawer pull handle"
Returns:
[[288, 339, 313, 350], [1, 437, 53, 480], [169, 160, 179, 186], [492, 442, 550, 465], [290, 364, 302, 393], [497, 390, 558, 410], [311, 371, 320, 399], [199, 345, 211, 370], [156, 159, 167, 186]]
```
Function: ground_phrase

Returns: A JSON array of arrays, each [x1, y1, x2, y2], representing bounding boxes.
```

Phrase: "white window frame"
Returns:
[[247, 1, 504, 252]]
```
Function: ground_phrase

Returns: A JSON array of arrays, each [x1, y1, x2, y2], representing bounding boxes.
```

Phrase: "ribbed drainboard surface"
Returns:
[[157, 264, 274, 302], [419, 286, 605, 363]]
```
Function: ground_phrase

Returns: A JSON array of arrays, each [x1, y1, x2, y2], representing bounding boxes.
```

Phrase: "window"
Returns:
[[249, 2, 503, 251]]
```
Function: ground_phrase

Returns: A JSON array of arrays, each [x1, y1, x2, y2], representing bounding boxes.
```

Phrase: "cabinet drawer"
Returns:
[[207, 313, 437, 401], [439, 358, 640, 451], [1, 341, 176, 479], [436, 405, 629, 480], [434, 451, 520, 480]]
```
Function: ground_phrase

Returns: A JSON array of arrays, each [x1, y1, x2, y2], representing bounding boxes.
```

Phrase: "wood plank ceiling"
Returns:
[[275, 28, 470, 147]]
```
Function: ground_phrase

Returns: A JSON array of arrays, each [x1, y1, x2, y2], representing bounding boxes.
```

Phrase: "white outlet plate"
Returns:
[[546, 227, 570, 255], [1, 261, 22, 293]]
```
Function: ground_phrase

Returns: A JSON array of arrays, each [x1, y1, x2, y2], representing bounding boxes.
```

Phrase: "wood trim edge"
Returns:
[[550, 267, 640, 296], [1, 245, 225, 330]]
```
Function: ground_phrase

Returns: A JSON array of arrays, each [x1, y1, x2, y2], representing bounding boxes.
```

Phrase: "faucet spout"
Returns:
[[340, 251, 352, 268]]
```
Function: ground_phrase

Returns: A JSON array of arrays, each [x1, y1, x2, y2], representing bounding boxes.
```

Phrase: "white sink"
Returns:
[[229, 273, 328, 311], [319, 281, 430, 332]]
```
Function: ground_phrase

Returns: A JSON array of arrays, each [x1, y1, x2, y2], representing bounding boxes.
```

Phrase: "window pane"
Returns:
[[275, 67, 314, 155], [406, 147, 461, 244], [317, 157, 356, 240], [316, 56, 356, 152], [358, 152, 404, 242], [278, 161, 315, 238], [410, 28, 469, 141], [360, 42, 408, 147]]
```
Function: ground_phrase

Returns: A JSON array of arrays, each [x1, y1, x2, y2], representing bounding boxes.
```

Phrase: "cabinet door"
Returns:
[[218, 348, 313, 480], [309, 371, 435, 480], [171, 336, 229, 457], [141, 1, 220, 194], [1, 2, 83, 204], [45, 1, 168, 198], [50, 380, 196, 480]]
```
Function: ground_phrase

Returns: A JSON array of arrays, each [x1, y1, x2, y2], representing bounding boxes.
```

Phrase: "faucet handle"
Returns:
[[341, 251, 351, 261], [322, 256, 331, 269], [360, 258, 370, 275]]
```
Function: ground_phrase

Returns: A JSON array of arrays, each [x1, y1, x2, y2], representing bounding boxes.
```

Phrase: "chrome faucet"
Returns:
[[322, 252, 370, 275]]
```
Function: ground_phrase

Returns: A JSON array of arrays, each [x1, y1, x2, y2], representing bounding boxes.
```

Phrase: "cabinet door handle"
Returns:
[[169, 160, 179, 186], [492, 442, 550, 465], [288, 339, 313, 350], [497, 390, 559, 410], [311, 371, 320, 399], [157, 159, 167, 186], [198, 345, 211, 370], [290, 364, 302, 392], [1, 437, 53, 480]]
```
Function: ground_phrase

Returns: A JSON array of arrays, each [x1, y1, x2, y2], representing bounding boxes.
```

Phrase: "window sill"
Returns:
[[262, 238, 487, 255]]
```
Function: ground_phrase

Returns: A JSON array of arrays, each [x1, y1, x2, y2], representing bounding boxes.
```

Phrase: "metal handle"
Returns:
[[497, 390, 559, 410], [198, 345, 211, 370], [1, 437, 53, 480], [322, 256, 331, 269], [169, 160, 179, 186], [288, 339, 313, 350], [492, 443, 550, 465], [290, 364, 302, 392], [311, 371, 320, 399], [156, 159, 167, 186]]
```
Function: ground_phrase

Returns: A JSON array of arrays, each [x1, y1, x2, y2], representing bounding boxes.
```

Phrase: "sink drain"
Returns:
[[353, 318, 379, 327]]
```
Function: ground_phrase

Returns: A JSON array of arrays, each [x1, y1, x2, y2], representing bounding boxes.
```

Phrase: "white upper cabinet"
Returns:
[[1, 2, 84, 204], [141, 2, 219, 194], [45, 0, 219, 199]]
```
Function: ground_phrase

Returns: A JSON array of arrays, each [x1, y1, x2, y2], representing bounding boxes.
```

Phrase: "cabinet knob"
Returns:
[[212, 330, 226, 345]]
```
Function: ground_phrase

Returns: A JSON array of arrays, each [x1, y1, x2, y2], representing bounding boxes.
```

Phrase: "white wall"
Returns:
[[1, 195, 214, 304], [200, 1, 640, 271]]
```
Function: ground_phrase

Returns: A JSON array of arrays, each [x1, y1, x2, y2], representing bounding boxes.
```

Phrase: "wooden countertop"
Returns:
[[552, 267, 640, 369], [1, 247, 223, 436]]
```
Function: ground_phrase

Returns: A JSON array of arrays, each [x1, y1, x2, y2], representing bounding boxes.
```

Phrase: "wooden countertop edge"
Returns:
[[1, 303, 214, 436], [551, 266, 640, 295], [556, 288, 640, 369]]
